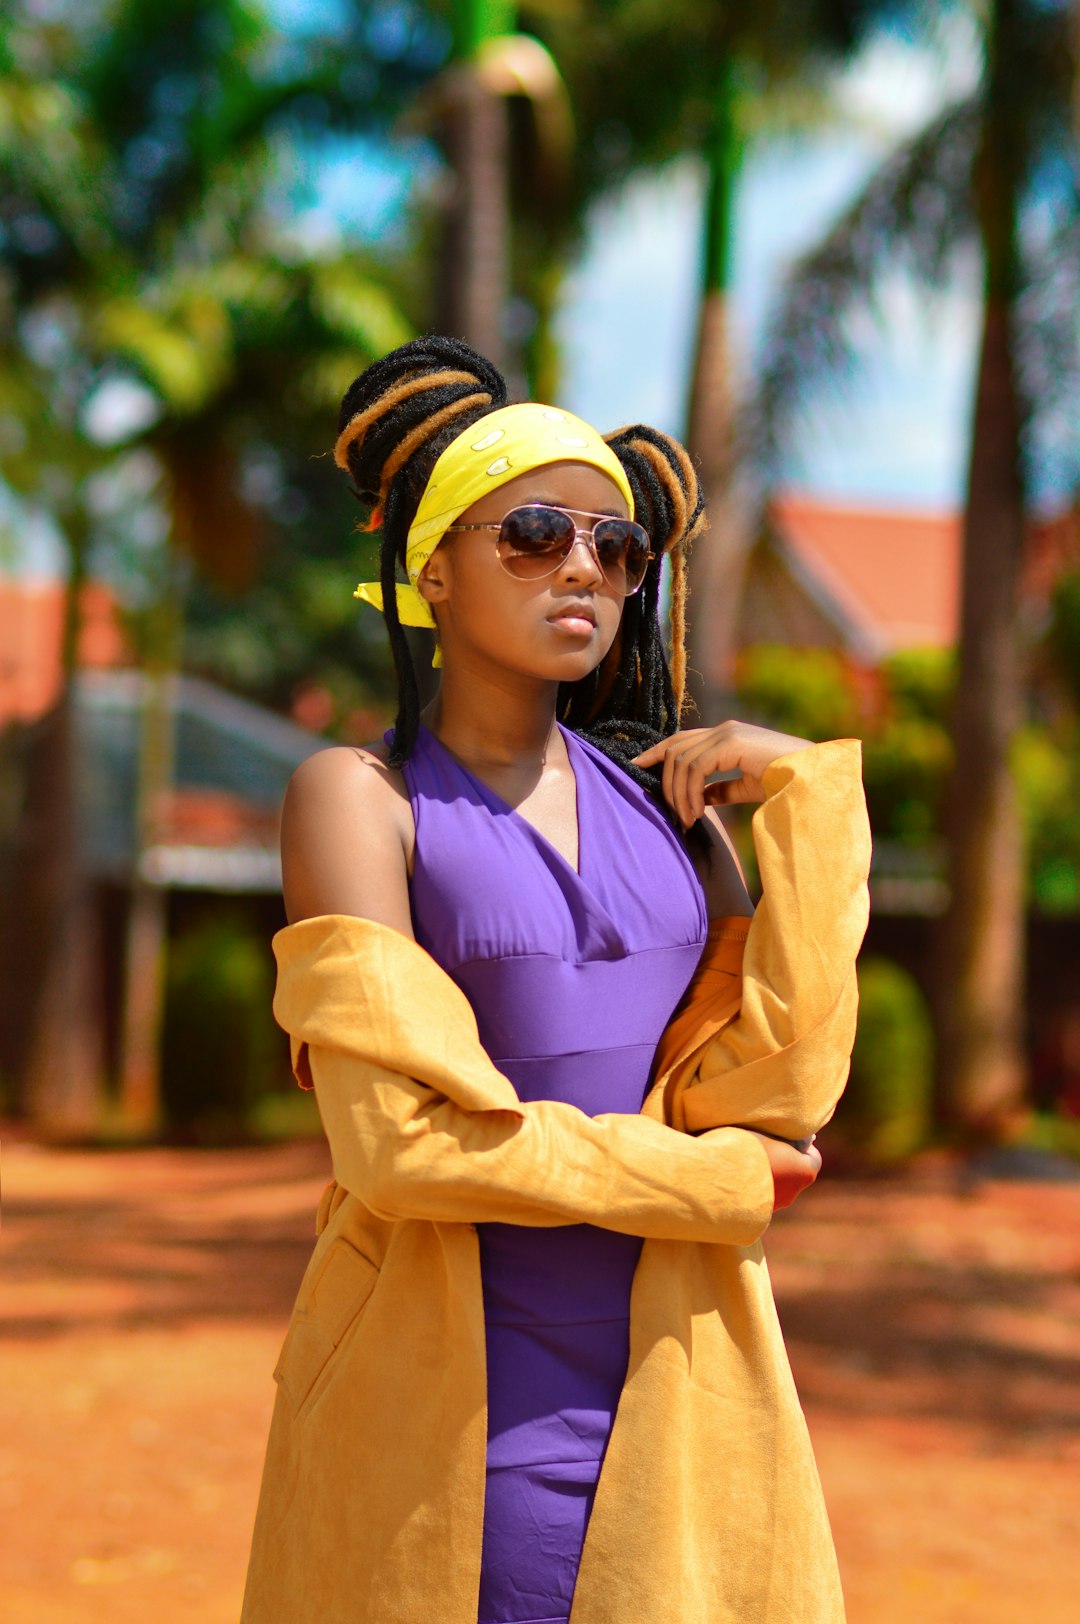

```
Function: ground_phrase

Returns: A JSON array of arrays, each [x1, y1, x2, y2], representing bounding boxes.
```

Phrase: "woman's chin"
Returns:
[[441, 626, 613, 686]]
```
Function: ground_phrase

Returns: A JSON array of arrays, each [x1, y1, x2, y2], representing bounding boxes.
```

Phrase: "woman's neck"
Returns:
[[421, 661, 561, 770]]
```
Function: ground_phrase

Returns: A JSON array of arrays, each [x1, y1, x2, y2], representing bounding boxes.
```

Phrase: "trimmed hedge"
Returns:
[[840, 956, 934, 1162], [161, 914, 276, 1136]]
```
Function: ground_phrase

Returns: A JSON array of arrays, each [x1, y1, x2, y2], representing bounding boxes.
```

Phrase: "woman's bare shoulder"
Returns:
[[286, 736, 400, 792], [281, 743, 415, 934]]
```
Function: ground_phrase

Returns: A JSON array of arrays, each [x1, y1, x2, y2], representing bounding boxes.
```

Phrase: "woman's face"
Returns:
[[417, 461, 632, 685]]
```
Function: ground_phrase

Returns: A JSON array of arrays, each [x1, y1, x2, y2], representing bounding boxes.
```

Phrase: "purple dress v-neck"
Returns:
[[398, 723, 708, 1624]]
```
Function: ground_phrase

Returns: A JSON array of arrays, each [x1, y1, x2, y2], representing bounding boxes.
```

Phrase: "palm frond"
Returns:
[[746, 91, 980, 478]]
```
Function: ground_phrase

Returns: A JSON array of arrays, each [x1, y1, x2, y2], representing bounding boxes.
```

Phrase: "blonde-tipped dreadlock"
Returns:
[[334, 369, 485, 473], [599, 426, 705, 723]]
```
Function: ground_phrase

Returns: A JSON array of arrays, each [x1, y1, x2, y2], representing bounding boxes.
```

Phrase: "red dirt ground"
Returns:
[[2, 1131, 1077, 1624]]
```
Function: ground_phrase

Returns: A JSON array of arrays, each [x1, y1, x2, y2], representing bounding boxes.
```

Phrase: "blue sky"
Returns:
[[554, 23, 984, 510]]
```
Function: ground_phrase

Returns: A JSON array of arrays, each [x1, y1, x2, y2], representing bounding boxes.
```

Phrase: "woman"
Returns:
[[241, 336, 871, 1624]]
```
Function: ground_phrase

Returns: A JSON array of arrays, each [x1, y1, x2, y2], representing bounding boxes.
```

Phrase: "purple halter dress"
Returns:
[[398, 722, 708, 1624]]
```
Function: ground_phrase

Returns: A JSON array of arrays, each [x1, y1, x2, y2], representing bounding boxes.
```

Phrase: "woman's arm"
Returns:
[[281, 744, 416, 935], [635, 724, 871, 1141], [691, 808, 755, 921], [308, 1040, 779, 1243]]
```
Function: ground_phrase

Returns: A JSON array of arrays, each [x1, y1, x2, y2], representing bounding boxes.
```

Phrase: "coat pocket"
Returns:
[[273, 1236, 379, 1419]]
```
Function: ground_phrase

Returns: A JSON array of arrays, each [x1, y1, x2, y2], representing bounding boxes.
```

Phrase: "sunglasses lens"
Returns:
[[494, 506, 652, 593], [498, 506, 577, 577], [594, 520, 652, 592]]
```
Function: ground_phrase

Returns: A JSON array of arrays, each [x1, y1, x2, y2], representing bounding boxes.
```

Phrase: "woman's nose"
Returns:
[[559, 535, 604, 587]]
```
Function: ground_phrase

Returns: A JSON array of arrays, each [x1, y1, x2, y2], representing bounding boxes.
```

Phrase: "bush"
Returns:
[[1047, 567, 1080, 711], [879, 647, 955, 726], [161, 913, 277, 1137], [839, 956, 934, 1162], [734, 644, 862, 742], [862, 715, 952, 845], [1011, 725, 1080, 913]]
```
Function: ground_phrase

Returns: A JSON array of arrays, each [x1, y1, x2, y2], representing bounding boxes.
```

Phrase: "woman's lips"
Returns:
[[548, 614, 596, 636], [547, 606, 596, 636]]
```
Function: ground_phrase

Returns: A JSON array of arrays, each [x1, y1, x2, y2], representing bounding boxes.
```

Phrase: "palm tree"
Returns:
[[0, 0, 415, 1133], [510, 2, 914, 713], [0, 38, 117, 1133], [749, 0, 1078, 1135]]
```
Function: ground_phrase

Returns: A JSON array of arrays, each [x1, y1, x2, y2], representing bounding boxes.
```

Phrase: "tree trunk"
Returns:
[[115, 570, 184, 1139], [4, 526, 106, 1135], [2, 513, 105, 1136], [933, 303, 1027, 1135], [686, 290, 748, 719], [115, 674, 174, 1139], [436, 71, 509, 369], [4, 694, 104, 1135], [932, 0, 1028, 1137], [685, 64, 749, 723]]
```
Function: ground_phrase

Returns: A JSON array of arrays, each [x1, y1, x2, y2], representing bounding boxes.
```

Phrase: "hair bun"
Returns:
[[335, 336, 510, 512], [603, 424, 706, 557], [603, 424, 705, 721]]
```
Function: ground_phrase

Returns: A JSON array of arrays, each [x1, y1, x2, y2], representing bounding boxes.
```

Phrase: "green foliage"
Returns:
[[0, 0, 429, 728], [1047, 567, 1080, 713], [160, 913, 279, 1135], [862, 715, 953, 846], [1012, 724, 1080, 914], [839, 955, 934, 1162], [861, 652, 954, 846], [879, 647, 954, 727], [248, 1086, 324, 1142], [734, 637, 1080, 912], [734, 643, 861, 741], [1019, 1110, 1080, 1163], [734, 642, 956, 847], [750, 1, 1079, 490]]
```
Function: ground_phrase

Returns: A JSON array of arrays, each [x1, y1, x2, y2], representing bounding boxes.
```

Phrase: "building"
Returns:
[[742, 493, 1079, 659], [0, 578, 323, 1131]]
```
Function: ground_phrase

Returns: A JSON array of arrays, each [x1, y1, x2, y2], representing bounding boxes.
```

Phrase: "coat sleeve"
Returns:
[[677, 738, 872, 1141], [307, 1043, 775, 1245]]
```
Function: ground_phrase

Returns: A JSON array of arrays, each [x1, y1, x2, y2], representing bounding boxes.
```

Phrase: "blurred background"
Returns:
[[1, 2, 1078, 1621]]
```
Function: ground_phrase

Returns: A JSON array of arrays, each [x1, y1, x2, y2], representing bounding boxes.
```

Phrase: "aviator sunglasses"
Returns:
[[443, 504, 655, 596]]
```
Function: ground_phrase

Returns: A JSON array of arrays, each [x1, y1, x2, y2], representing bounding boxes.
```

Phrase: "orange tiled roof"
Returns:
[[0, 579, 130, 725], [772, 495, 960, 651], [771, 495, 1080, 655]]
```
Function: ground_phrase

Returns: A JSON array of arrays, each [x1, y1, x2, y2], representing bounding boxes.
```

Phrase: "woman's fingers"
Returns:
[[631, 736, 679, 767], [703, 775, 749, 808], [663, 740, 702, 827], [679, 735, 724, 822], [632, 721, 814, 824], [634, 730, 742, 825]]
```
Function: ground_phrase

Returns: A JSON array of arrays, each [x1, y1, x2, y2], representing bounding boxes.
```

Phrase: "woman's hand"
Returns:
[[632, 721, 813, 828], [748, 1132, 822, 1211]]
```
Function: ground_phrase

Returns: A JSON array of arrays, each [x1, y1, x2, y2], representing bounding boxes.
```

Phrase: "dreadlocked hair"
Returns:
[[334, 340, 707, 839], [558, 422, 707, 820], [335, 336, 509, 765]]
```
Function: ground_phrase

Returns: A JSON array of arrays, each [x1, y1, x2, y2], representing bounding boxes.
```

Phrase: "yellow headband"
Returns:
[[353, 402, 634, 663]]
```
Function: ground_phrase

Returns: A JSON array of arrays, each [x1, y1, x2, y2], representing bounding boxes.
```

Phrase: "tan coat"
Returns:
[[241, 740, 871, 1624]]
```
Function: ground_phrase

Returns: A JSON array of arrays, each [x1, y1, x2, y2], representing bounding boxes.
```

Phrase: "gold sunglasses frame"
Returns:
[[443, 505, 655, 597]]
